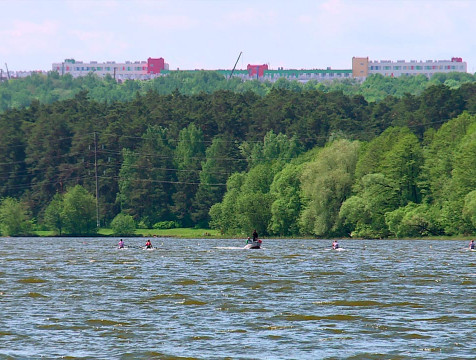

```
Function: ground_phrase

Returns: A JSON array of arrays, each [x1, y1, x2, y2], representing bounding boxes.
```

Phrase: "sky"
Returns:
[[1, 0, 476, 73]]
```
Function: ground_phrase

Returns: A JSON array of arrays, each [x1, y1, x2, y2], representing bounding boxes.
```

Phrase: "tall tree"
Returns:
[[339, 173, 400, 238], [62, 185, 97, 235], [193, 135, 245, 226], [268, 162, 304, 236], [299, 139, 360, 237], [116, 125, 175, 226], [43, 193, 65, 235], [172, 123, 205, 226]]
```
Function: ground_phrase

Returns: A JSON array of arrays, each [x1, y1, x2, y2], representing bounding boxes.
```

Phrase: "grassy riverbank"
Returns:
[[33, 228, 225, 238], [29, 229, 474, 240]]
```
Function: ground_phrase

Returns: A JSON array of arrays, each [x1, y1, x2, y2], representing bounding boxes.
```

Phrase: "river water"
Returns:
[[0, 237, 475, 359]]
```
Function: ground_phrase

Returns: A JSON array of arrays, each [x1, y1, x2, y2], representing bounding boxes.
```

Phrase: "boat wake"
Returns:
[[214, 246, 247, 250]]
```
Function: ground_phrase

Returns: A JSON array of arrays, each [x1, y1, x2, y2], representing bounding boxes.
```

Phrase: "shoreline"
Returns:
[[4, 229, 474, 241]]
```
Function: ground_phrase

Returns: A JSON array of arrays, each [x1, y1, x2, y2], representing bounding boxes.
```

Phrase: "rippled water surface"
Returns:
[[1, 237, 475, 359]]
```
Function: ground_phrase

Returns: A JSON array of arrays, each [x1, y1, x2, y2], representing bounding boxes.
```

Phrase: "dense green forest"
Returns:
[[1, 71, 476, 237]]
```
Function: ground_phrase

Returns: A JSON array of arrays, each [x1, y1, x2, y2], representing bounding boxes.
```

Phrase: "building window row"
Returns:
[[57, 66, 148, 72], [370, 65, 462, 71]]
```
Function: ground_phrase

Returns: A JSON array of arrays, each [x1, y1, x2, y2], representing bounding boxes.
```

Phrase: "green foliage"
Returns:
[[1, 70, 476, 237], [355, 127, 413, 179], [110, 213, 136, 236], [241, 130, 303, 168], [432, 119, 476, 234], [385, 203, 442, 238], [153, 221, 180, 229], [192, 135, 244, 226], [340, 174, 400, 238], [299, 139, 360, 236], [62, 185, 98, 235], [117, 125, 175, 225], [380, 131, 423, 204], [269, 163, 304, 236], [451, 126, 476, 197], [0, 197, 31, 236], [463, 190, 476, 232], [43, 193, 65, 235], [1, 71, 475, 114], [420, 112, 476, 204], [172, 123, 205, 226], [209, 172, 246, 234]]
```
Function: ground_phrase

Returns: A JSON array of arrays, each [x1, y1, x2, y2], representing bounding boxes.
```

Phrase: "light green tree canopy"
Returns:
[[0, 197, 31, 236], [62, 185, 97, 235], [299, 139, 360, 237]]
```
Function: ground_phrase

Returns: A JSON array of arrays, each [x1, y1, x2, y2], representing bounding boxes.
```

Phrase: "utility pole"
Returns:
[[94, 132, 100, 228]]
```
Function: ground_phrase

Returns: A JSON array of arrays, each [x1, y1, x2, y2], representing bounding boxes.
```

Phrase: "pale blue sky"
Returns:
[[1, 0, 475, 73]]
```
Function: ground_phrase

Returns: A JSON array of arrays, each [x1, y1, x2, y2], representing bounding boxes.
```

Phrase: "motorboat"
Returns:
[[244, 239, 262, 249]]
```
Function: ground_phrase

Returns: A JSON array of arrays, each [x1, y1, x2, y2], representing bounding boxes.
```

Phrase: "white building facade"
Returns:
[[52, 58, 169, 80], [353, 57, 467, 78]]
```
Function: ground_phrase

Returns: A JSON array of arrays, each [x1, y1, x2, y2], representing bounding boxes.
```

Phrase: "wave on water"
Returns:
[[17, 278, 47, 284], [279, 313, 360, 321], [2, 237, 475, 359], [26, 292, 48, 298], [214, 246, 247, 250]]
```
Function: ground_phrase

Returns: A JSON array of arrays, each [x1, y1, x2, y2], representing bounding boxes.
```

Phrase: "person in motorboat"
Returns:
[[245, 234, 262, 249], [118, 239, 125, 249], [245, 238, 262, 249], [332, 240, 339, 250], [252, 229, 258, 241], [469, 240, 475, 250], [145, 239, 153, 249]]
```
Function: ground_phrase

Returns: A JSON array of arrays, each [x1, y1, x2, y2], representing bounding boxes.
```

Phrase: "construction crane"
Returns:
[[5, 63, 10, 80], [229, 51, 242, 79]]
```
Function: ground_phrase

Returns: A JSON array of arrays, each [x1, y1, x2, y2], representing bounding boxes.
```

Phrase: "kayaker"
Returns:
[[469, 240, 475, 250], [118, 239, 125, 249], [332, 240, 339, 250], [145, 239, 152, 249]]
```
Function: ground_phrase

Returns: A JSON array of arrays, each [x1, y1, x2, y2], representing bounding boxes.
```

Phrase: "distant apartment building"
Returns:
[[1, 69, 47, 81], [52, 57, 169, 80], [216, 64, 352, 83], [352, 57, 467, 78], [247, 64, 269, 78], [46, 56, 468, 82]]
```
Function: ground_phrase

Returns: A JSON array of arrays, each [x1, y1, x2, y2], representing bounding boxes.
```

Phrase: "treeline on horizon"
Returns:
[[1, 72, 476, 238], [1, 69, 476, 112]]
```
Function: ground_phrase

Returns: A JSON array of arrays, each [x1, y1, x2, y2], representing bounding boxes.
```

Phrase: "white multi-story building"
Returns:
[[52, 58, 169, 80], [48, 56, 468, 82], [352, 57, 467, 78]]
